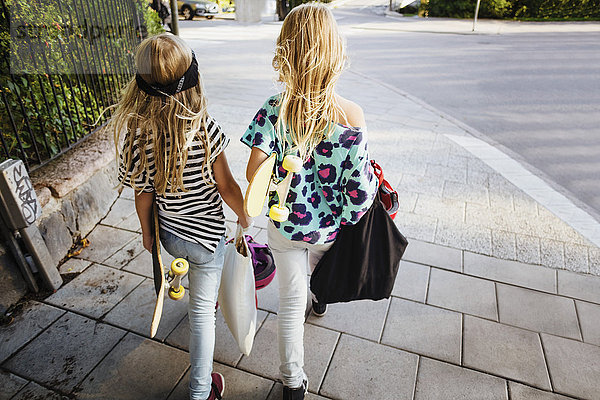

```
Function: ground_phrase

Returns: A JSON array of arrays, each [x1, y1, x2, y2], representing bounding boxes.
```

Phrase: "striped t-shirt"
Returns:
[[118, 116, 229, 252]]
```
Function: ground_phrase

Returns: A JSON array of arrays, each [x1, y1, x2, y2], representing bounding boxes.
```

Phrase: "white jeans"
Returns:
[[267, 221, 333, 388]]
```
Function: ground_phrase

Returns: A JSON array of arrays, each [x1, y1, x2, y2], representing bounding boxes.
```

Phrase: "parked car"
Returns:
[[177, 0, 219, 20]]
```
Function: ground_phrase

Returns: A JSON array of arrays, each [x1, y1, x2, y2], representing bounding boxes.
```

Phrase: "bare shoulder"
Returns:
[[335, 95, 366, 129]]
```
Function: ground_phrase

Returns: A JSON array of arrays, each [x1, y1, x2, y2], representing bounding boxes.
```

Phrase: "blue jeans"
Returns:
[[160, 230, 225, 400]]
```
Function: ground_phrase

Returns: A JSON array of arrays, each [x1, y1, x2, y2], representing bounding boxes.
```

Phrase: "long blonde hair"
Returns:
[[109, 33, 215, 195], [273, 3, 347, 160]]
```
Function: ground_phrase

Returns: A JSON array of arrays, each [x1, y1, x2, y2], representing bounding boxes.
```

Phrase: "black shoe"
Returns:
[[311, 300, 327, 317], [283, 379, 308, 400]]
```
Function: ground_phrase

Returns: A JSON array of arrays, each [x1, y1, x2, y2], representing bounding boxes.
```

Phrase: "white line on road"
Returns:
[[446, 134, 600, 248], [348, 68, 600, 249]]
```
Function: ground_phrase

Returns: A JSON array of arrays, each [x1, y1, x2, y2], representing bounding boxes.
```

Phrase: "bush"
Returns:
[[142, 1, 167, 35], [483, 0, 511, 17], [425, 0, 474, 18], [0, 0, 164, 168], [423, 0, 600, 19], [515, 0, 600, 19], [425, 0, 511, 18]]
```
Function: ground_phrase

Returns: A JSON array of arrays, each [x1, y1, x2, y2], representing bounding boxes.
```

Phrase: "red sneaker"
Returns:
[[207, 372, 224, 400]]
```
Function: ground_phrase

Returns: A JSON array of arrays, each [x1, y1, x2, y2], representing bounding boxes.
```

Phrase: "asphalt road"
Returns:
[[333, 5, 600, 220]]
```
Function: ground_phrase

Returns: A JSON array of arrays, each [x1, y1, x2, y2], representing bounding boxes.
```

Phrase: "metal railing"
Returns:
[[0, 0, 148, 171]]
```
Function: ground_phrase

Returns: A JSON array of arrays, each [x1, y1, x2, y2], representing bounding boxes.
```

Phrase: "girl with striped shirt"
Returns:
[[110, 34, 250, 400]]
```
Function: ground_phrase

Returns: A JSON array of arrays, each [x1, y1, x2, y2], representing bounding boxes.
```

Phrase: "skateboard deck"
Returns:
[[150, 202, 189, 338], [150, 201, 165, 338], [244, 153, 276, 218], [244, 153, 302, 222]]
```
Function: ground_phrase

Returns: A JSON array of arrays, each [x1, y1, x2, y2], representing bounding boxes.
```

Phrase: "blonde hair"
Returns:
[[273, 3, 347, 160], [109, 33, 215, 195]]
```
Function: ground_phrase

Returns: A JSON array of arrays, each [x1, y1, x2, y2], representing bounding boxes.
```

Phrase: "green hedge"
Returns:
[[514, 0, 600, 19], [423, 0, 600, 19], [428, 0, 510, 18]]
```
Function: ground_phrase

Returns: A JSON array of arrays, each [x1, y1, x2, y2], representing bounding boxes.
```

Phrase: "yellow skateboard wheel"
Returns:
[[269, 205, 290, 222], [168, 286, 185, 301], [282, 155, 303, 173], [171, 258, 189, 276]]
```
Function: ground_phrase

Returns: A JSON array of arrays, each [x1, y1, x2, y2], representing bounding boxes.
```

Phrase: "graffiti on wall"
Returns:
[[12, 163, 38, 225]]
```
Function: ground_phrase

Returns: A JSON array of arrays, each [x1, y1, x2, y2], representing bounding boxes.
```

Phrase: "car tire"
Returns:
[[182, 6, 194, 20], [206, 15, 214, 19]]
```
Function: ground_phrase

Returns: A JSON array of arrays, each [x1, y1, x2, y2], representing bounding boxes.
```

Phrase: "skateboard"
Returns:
[[150, 201, 189, 338], [244, 153, 303, 222]]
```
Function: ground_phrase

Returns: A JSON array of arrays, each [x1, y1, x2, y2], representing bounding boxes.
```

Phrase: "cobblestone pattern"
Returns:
[[3, 215, 600, 399]]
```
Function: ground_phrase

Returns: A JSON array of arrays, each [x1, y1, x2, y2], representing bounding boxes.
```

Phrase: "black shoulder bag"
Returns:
[[310, 191, 409, 304]]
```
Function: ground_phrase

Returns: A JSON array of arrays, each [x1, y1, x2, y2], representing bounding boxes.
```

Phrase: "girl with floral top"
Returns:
[[241, 4, 377, 399]]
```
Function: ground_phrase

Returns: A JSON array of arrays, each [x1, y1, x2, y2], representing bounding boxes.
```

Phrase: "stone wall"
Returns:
[[0, 125, 119, 312], [36, 165, 118, 266]]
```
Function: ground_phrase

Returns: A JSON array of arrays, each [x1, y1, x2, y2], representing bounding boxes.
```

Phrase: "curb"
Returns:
[[348, 68, 600, 248]]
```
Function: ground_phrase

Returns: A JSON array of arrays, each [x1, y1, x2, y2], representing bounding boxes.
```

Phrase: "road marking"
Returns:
[[445, 134, 600, 248], [348, 68, 600, 249]]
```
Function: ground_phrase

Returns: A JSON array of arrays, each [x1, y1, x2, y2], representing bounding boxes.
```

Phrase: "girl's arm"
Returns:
[[135, 191, 155, 252], [246, 146, 269, 182], [213, 152, 251, 228]]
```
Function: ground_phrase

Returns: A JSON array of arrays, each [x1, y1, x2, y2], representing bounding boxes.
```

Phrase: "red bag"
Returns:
[[370, 160, 399, 220]]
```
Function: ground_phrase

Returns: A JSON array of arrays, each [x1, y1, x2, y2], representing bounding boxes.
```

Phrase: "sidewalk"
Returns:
[[3, 15, 600, 400]]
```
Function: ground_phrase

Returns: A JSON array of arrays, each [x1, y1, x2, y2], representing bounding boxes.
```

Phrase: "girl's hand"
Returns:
[[238, 215, 252, 230], [143, 232, 154, 253]]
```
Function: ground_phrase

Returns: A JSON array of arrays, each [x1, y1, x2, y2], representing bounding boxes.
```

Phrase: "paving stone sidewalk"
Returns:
[[3, 196, 600, 399], [3, 13, 600, 400]]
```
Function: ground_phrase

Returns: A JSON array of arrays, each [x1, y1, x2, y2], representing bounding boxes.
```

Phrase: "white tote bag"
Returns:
[[218, 225, 257, 356]]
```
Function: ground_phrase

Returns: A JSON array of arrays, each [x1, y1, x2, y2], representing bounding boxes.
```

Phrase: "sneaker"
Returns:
[[283, 379, 308, 400], [311, 300, 327, 317], [207, 372, 224, 400]]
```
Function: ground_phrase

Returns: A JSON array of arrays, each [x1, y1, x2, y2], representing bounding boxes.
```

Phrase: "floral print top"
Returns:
[[241, 95, 377, 244]]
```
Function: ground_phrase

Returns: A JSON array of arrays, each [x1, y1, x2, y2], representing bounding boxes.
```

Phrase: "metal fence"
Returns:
[[0, 0, 148, 171]]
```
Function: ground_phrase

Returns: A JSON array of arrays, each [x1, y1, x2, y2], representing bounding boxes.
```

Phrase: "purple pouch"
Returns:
[[227, 234, 276, 290], [245, 235, 276, 290]]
